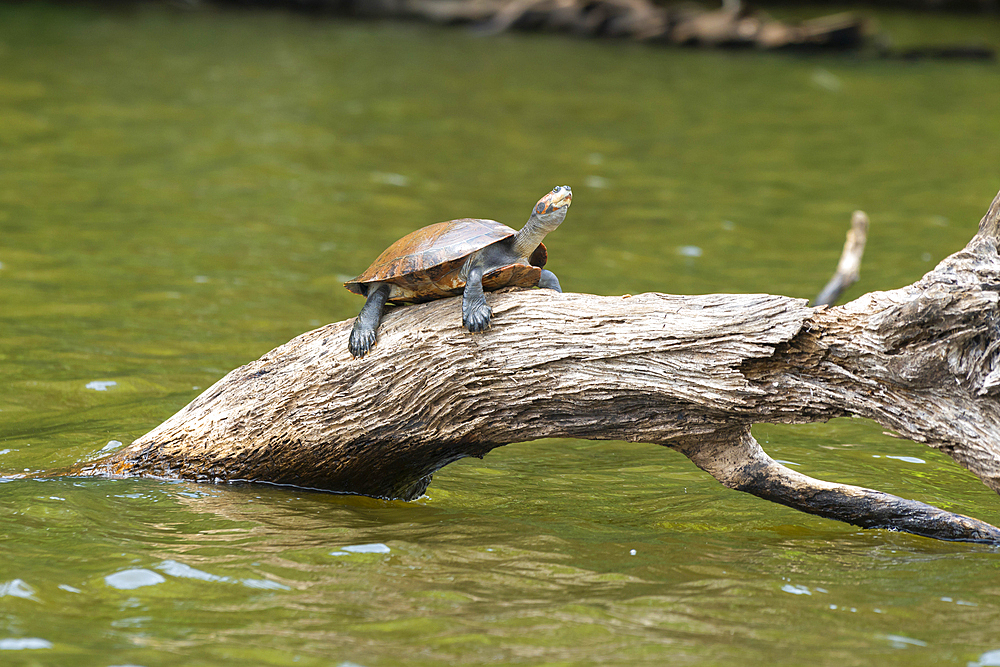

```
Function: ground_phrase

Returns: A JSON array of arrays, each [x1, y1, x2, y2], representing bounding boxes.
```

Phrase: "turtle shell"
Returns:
[[345, 218, 548, 304]]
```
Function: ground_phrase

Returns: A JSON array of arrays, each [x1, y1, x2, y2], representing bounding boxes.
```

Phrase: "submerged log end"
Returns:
[[672, 426, 1000, 544]]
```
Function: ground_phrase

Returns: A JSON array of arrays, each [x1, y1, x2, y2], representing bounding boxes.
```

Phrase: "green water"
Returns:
[[3, 3, 1000, 665]]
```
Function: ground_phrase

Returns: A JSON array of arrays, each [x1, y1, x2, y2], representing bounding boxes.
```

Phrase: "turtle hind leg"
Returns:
[[462, 265, 492, 333], [538, 269, 562, 292], [349, 283, 390, 358]]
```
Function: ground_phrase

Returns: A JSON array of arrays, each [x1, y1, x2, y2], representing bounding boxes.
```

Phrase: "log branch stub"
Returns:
[[76, 188, 1000, 543], [977, 187, 1000, 240], [813, 210, 869, 307]]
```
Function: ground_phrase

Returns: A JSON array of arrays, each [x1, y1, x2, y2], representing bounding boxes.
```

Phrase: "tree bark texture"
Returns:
[[79, 189, 1000, 543]]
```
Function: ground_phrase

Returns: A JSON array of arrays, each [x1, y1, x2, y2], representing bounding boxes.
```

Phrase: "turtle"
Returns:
[[345, 185, 572, 358]]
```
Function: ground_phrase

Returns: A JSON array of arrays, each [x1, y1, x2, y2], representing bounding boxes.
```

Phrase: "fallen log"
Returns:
[[473, 1, 867, 49], [78, 188, 1000, 544]]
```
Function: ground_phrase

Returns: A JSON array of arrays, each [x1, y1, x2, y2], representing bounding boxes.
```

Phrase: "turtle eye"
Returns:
[[536, 202, 548, 214]]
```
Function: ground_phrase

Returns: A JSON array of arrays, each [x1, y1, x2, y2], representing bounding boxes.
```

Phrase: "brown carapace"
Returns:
[[344, 218, 548, 304], [345, 186, 572, 358]]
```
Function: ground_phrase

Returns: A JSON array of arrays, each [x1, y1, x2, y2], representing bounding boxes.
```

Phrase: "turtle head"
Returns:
[[513, 186, 572, 258], [534, 186, 572, 218]]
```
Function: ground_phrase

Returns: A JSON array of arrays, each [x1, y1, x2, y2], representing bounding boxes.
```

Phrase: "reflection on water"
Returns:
[[7, 436, 1000, 664], [2, 3, 1000, 665]]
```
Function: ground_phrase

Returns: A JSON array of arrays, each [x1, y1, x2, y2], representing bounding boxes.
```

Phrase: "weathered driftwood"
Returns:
[[206, 0, 996, 58], [79, 189, 1000, 543], [252, 0, 868, 50], [454, 0, 866, 50]]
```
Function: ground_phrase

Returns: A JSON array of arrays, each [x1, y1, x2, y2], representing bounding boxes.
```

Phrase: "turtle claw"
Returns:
[[463, 302, 493, 333], [349, 326, 377, 359]]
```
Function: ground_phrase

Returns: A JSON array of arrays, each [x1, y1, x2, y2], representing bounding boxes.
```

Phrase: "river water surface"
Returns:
[[2, 4, 1000, 665]]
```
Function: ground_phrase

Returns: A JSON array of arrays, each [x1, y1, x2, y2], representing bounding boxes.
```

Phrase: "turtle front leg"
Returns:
[[538, 269, 562, 292], [349, 283, 390, 358], [462, 265, 492, 333]]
